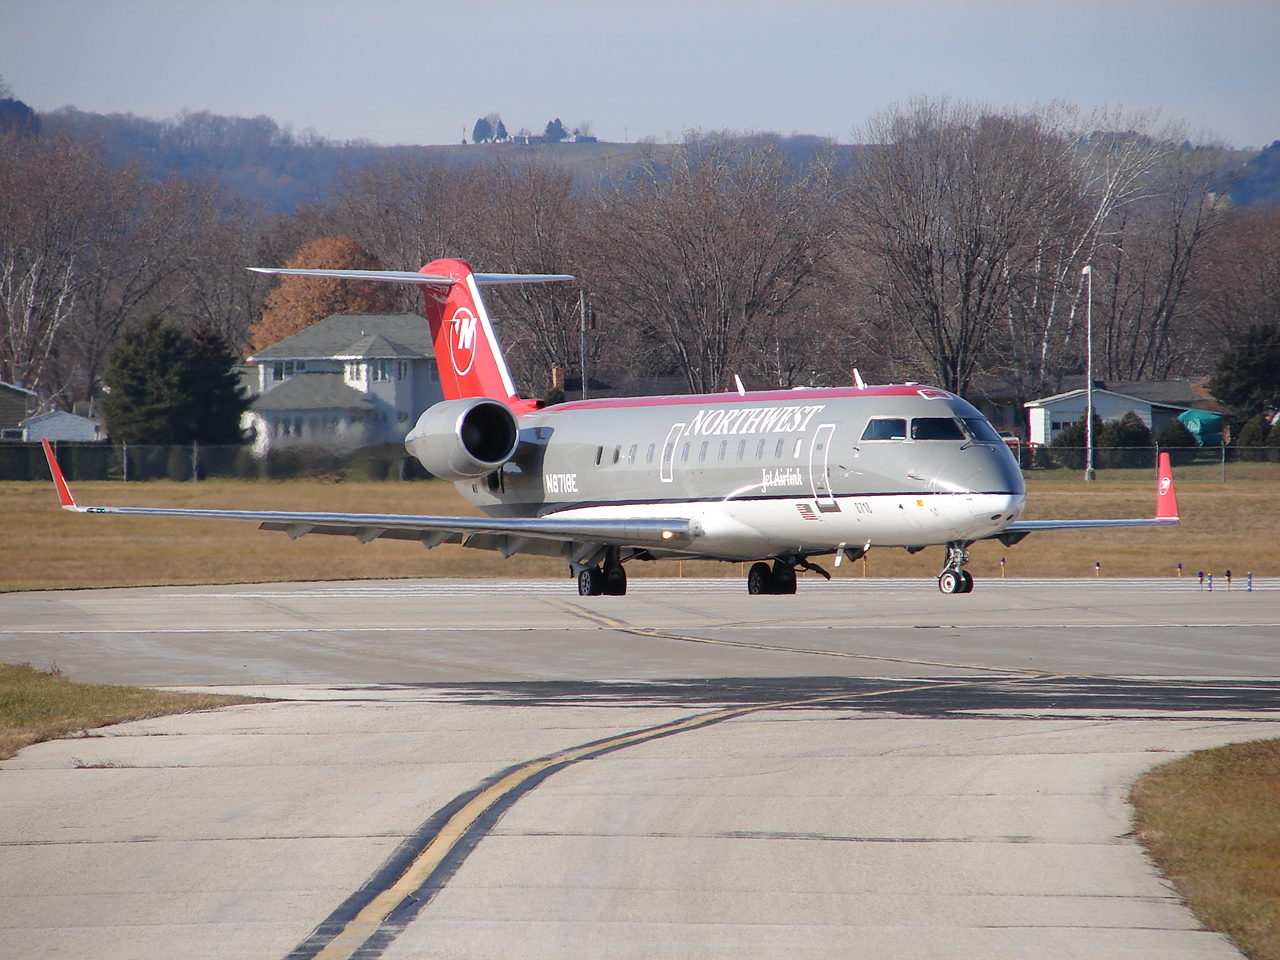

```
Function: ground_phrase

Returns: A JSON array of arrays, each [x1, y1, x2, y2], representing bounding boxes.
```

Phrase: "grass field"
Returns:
[[2, 470, 1277, 591], [1132, 740, 1280, 960]]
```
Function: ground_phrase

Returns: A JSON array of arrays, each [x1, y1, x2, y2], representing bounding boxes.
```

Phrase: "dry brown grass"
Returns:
[[1132, 739, 1280, 960], [1, 471, 1277, 591], [0, 662, 260, 761]]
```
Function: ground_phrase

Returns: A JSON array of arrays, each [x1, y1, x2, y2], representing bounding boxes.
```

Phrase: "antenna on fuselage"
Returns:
[[852, 368, 867, 390], [733, 374, 746, 396]]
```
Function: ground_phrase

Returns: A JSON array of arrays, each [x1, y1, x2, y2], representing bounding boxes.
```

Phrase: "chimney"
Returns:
[[551, 364, 565, 390]]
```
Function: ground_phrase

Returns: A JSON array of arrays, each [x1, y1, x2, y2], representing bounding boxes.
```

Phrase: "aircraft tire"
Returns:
[[603, 562, 627, 596], [938, 570, 962, 594], [578, 567, 604, 596], [771, 561, 797, 595], [747, 561, 774, 595], [960, 571, 974, 593]]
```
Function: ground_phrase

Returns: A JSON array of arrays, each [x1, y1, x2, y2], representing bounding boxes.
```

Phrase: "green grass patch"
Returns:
[[1131, 738, 1280, 960], [0, 662, 261, 761]]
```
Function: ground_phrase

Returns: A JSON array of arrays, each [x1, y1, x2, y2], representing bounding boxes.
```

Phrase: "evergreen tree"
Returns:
[[471, 117, 493, 143], [101, 318, 248, 445], [1099, 411, 1153, 448], [1156, 417, 1197, 465], [0, 97, 39, 136], [1208, 323, 1280, 419], [1236, 413, 1270, 461], [494, 119, 508, 141], [544, 117, 567, 143]]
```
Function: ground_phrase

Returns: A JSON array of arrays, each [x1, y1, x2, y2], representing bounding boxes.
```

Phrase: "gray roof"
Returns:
[[335, 333, 423, 360], [249, 373, 372, 413], [249, 314, 434, 362]]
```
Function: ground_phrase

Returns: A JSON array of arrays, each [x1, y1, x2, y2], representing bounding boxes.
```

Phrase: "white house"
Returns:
[[20, 409, 104, 443], [243, 313, 444, 456], [1024, 380, 1202, 445]]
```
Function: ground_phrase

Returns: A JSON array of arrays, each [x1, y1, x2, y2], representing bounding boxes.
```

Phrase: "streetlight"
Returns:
[[1082, 264, 1095, 482], [578, 290, 596, 400]]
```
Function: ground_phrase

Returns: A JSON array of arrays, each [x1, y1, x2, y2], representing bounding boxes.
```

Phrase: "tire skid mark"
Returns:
[[284, 673, 1054, 960]]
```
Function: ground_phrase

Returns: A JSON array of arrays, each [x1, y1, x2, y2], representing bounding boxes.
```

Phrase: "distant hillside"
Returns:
[[37, 107, 857, 213]]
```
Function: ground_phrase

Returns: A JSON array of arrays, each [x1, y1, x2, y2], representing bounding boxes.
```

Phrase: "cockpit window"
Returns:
[[961, 417, 1004, 443], [911, 417, 967, 440], [861, 418, 907, 441]]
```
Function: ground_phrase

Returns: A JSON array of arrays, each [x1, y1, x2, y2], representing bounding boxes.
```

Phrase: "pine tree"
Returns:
[[471, 117, 493, 143], [544, 118, 567, 143], [101, 318, 248, 445], [1208, 323, 1280, 419]]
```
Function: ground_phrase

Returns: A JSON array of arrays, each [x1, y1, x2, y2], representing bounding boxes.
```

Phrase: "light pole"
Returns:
[[1083, 264, 1095, 482], [578, 290, 594, 400]]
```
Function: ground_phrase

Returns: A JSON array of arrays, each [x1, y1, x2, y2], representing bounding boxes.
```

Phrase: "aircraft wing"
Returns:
[[40, 440, 697, 564], [987, 451, 1180, 544]]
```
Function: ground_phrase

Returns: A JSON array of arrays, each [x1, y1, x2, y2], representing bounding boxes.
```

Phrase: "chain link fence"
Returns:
[[1, 442, 432, 482], [5, 441, 1277, 483]]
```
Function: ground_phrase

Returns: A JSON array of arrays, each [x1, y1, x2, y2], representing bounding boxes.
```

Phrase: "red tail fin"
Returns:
[[419, 259, 518, 403], [1156, 451, 1179, 521]]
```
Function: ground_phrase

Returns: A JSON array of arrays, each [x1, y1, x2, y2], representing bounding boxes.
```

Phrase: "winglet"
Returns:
[[41, 438, 78, 509], [1156, 451, 1179, 521]]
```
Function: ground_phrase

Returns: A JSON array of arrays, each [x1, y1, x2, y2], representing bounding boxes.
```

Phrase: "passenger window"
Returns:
[[774, 438, 785, 458], [861, 418, 907, 441], [756, 439, 766, 459], [912, 417, 967, 440], [595, 446, 603, 465], [792, 438, 803, 458], [718, 440, 727, 461], [699, 441, 708, 462], [648, 443, 656, 464], [629, 444, 638, 464], [737, 439, 746, 460], [681, 442, 690, 462], [612, 445, 621, 464]]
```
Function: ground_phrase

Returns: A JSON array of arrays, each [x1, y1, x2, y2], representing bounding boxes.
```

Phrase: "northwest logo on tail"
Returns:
[[448, 307, 479, 376]]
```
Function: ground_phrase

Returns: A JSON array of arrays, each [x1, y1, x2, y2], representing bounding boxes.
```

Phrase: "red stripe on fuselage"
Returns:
[[546, 384, 940, 413]]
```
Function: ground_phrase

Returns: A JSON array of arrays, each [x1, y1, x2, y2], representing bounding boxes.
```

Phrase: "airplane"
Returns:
[[41, 257, 1180, 597]]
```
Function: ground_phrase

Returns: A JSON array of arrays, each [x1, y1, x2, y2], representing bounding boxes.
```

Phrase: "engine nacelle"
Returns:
[[405, 397, 520, 482]]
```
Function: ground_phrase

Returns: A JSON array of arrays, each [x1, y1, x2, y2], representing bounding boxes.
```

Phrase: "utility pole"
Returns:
[[1083, 264, 1095, 482], [579, 289, 589, 400]]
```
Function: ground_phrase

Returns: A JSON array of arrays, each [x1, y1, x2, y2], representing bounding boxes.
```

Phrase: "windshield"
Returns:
[[960, 417, 1004, 443]]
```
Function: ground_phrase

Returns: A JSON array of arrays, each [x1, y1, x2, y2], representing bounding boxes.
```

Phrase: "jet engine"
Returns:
[[405, 397, 520, 482]]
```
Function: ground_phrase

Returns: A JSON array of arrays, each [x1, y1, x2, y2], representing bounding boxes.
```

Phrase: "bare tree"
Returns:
[[0, 133, 119, 399], [587, 133, 837, 394]]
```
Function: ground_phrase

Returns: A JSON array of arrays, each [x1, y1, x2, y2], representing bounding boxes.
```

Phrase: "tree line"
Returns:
[[3, 95, 1279, 445]]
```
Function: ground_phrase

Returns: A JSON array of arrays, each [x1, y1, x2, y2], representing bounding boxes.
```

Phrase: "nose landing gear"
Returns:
[[938, 541, 975, 594]]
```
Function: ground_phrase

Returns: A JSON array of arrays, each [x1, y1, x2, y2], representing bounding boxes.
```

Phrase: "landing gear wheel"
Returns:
[[770, 560, 797, 595], [747, 561, 774, 595], [938, 569, 963, 594], [578, 567, 604, 596], [603, 561, 627, 596], [960, 570, 974, 594]]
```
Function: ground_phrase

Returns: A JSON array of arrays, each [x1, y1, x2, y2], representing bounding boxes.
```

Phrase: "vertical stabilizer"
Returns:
[[418, 259, 519, 403]]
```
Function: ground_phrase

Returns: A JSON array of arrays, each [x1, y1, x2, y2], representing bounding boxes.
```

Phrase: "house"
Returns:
[[243, 313, 444, 456], [0, 380, 38, 440], [20, 409, 104, 443], [1024, 379, 1217, 445]]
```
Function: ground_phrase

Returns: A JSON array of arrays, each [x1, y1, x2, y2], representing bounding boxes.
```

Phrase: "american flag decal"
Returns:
[[796, 502, 819, 521]]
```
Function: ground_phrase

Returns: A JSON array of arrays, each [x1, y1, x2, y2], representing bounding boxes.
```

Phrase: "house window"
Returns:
[[346, 362, 364, 382], [397, 361, 409, 380], [370, 360, 391, 382], [273, 360, 305, 381]]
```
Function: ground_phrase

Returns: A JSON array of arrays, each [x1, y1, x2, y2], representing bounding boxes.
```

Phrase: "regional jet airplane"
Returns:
[[42, 258, 1180, 596]]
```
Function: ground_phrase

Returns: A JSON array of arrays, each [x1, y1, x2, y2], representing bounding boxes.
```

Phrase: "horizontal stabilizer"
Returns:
[[247, 267, 574, 286]]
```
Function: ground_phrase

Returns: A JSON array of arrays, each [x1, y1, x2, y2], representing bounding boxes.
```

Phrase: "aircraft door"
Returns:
[[809, 423, 840, 512], [659, 422, 685, 483]]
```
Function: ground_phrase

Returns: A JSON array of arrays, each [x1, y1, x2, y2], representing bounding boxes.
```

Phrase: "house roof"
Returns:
[[248, 372, 373, 413], [1026, 385, 1193, 412], [334, 333, 423, 360], [0, 380, 37, 397], [21, 410, 97, 427], [249, 314, 433, 362]]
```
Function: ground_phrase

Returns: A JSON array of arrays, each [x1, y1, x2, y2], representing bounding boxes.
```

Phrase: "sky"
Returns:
[[2, 0, 1278, 149]]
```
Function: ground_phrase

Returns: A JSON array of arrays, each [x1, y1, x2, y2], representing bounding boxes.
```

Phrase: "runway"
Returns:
[[2, 577, 1279, 959]]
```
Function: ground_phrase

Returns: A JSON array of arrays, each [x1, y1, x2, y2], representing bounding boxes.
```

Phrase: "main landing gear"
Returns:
[[938, 541, 974, 594], [578, 551, 627, 596], [747, 560, 798, 595]]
